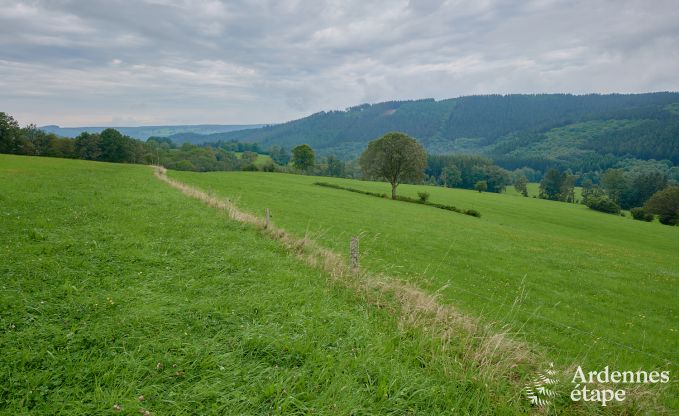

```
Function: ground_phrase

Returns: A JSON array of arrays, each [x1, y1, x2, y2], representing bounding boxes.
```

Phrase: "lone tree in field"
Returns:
[[539, 168, 562, 200], [514, 175, 528, 197], [292, 144, 315, 172], [359, 132, 427, 199]]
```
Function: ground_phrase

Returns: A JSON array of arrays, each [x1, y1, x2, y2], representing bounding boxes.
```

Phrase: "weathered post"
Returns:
[[265, 208, 270, 229], [350, 236, 359, 272]]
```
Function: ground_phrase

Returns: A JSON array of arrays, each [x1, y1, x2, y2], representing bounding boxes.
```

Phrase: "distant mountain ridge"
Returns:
[[39, 124, 265, 141], [179, 93, 679, 171]]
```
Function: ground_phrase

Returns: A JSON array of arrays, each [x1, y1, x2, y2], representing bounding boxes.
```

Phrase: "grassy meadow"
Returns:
[[1, 154, 540, 415], [170, 170, 678, 403], [1, 154, 676, 413]]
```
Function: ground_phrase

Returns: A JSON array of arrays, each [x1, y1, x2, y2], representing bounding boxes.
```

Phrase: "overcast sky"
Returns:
[[1, 0, 678, 126]]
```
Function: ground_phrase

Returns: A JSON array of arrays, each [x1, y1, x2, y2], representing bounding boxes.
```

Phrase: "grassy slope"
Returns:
[[234, 152, 273, 167], [504, 182, 583, 200], [1, 155, 531, 415], [170, 171, 678, 379]]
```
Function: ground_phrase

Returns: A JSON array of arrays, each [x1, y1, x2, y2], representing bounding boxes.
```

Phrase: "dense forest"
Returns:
[[180, 93, 679, 174]]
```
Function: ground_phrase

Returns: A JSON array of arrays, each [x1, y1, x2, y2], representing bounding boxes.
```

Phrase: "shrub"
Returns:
[[644, 186, 679, 226], [418, 191, 430, 203], [314, 182, 387, 198], [172, 160, 196, 171], [658, 214, 678, 226], [630, 207, 654, 222], [464, 209, 481, 218], [395, 195, 420, 203], [260, 161, 276, 172], [585, 196, 620, 214], [429, 202, 462, 213], [314, 182, 342, 189]]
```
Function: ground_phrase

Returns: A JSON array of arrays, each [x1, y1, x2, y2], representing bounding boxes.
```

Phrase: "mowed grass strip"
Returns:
[[168, 171, 678, 379], [1, 155, 532, 415]]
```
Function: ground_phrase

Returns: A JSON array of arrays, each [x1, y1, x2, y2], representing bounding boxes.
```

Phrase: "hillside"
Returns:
[[39, 124, 265, 141], [0, 155, 534, 414], [191, 93, 679, 170], [171, 168, 679, 411], [171, 170, 679, 377], [3, 155, 676, 413]]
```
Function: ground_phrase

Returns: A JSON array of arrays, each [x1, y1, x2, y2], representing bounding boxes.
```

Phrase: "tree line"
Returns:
[[535, 165, 678, 225], [0, 112, 296, 172], [3, 112, 677, 225]]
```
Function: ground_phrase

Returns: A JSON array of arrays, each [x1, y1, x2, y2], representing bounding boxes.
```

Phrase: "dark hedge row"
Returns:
[[314, 182, 481, 218]]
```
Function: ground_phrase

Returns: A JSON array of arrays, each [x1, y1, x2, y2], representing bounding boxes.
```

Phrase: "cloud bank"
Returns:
[[1, 0, 678, 126]]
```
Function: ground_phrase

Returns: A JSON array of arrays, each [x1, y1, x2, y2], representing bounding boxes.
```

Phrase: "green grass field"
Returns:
[[2, 155, 677, 413], [1, 155, 542, 415], [169, 170, 678, 403]]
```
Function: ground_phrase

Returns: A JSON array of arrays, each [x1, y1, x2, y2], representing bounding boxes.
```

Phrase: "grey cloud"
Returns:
[[0, 0, 678, 126]]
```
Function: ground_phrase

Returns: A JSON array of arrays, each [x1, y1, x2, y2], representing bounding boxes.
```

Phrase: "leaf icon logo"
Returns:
[[525, 362, 560, 407]]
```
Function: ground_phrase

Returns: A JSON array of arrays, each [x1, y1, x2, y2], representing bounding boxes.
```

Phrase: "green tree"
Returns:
[[483, 165, 511, 193], [644, 185, 679, 225], [241, 151, 258, 164], [601, 168, 628, 204], [539, 168, 562, 200], [23, 124, 45, 155], [326, 155, 345, 177], [440, 165, 462, 188], [585, 195, 620, 214], [74, 132, 103, 160], [514, 175, 528, 196], [474, 180, 488, 193], [0, 112, 21, 154], [268, 145, 290, 165], [627, 171, 667, 208], [100, 128, 134, 163], [583, 184, 606, 206], [559, 172, 577, 202], [359, 132, 427, 199], [292, 144, 315, 172]]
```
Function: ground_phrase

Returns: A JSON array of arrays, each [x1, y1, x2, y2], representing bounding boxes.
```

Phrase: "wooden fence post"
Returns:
[[350, 236, 359, 272], [265, 208, 270, 229]]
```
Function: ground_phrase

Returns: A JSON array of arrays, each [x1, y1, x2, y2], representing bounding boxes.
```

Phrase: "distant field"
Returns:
[[0, 155, 536, 414], [504, 182, 583, 200], [233, 151, 273, 167], [171, 170, 678, 401]]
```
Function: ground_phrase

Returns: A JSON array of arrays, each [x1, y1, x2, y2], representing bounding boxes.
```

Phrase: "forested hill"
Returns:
[[190, 92, 679, 171]]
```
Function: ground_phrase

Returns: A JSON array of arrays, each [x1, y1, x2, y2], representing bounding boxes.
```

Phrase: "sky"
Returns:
[[1, 0, 678, 127]]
